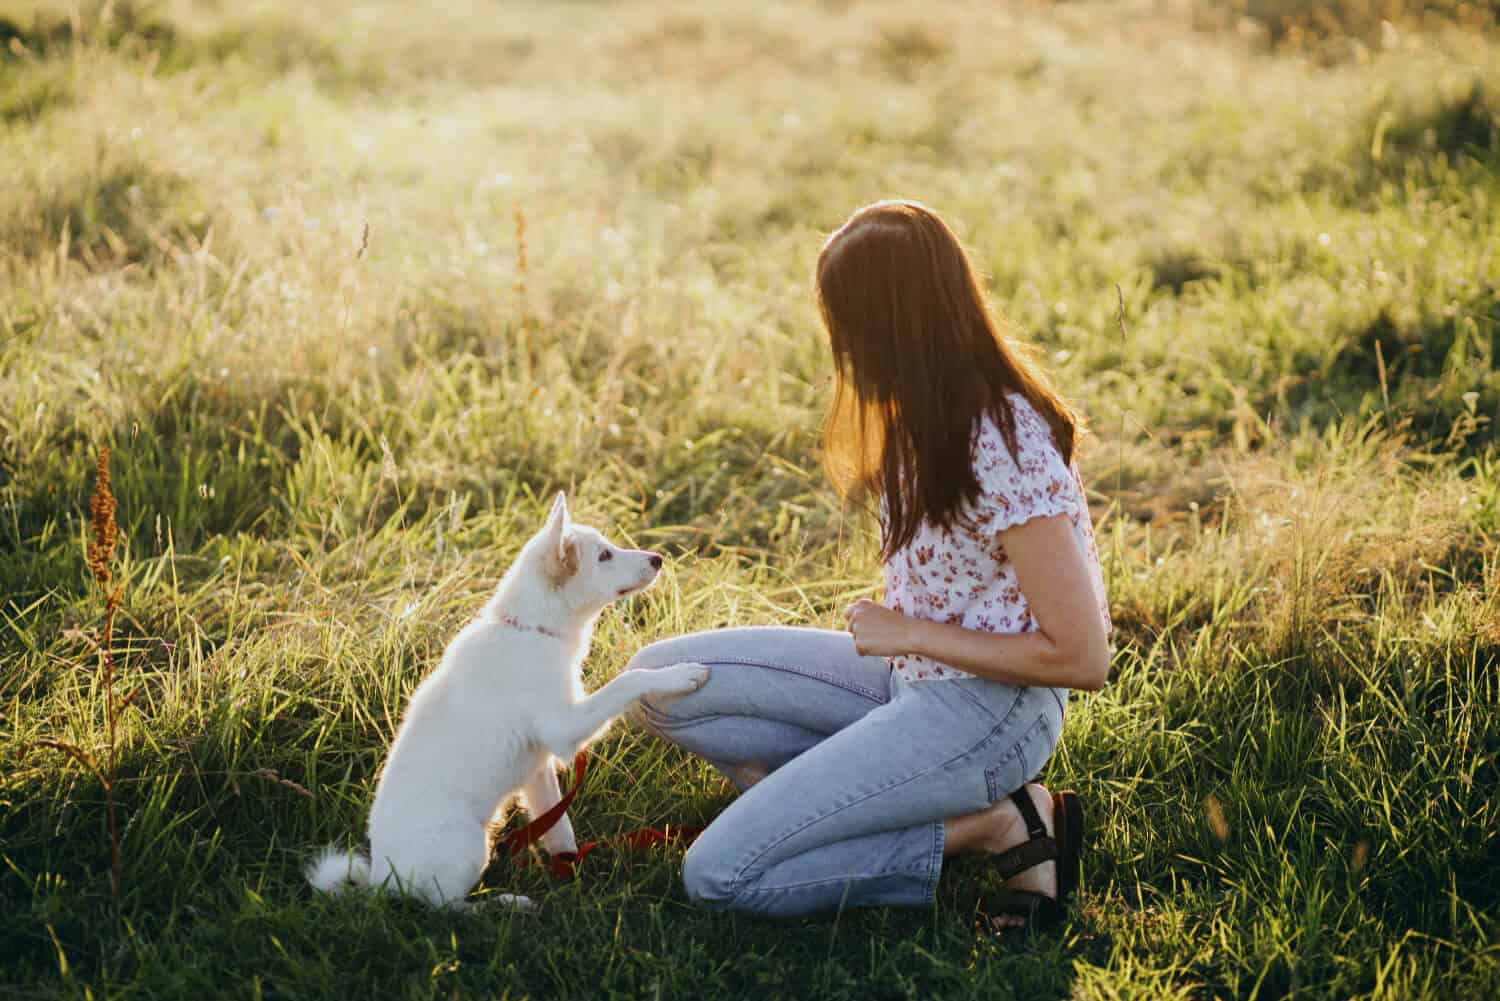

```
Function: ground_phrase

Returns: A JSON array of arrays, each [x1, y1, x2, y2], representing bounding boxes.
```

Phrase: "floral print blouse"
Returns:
[[883, 393, 1112, 683]]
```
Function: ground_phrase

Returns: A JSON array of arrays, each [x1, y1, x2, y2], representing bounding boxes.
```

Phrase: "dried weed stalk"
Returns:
[[35, 447, 131, 906]]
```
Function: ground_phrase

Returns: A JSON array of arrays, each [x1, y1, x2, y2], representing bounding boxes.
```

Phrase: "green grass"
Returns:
[[2, 1, 1498, 997]]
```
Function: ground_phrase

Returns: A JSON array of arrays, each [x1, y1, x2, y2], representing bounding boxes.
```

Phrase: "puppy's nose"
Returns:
[[648, 554, 663, 570]]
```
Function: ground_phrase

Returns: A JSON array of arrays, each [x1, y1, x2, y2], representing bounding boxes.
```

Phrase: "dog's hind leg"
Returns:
[[379, 821, 494, 909], [519, 759, 577, 856]]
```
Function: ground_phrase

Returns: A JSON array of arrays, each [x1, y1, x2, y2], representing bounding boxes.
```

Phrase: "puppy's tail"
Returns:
[[306, 844, 371, 895]]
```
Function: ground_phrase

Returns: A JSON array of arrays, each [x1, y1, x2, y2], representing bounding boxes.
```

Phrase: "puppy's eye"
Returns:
[[597, 550, 613, 563]]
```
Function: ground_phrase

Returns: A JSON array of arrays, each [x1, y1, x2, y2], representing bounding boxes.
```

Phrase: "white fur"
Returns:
[[306, 492, 708, 908]]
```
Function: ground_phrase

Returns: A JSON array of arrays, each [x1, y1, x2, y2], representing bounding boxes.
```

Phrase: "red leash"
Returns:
[[498, 750, 701, 879]]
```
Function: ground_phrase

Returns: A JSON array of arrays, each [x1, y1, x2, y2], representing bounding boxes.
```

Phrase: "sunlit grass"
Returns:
[[1, 1, 1497, 998]]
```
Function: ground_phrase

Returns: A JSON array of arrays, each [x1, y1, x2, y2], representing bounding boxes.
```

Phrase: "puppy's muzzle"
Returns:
[[619, 552, 664, 596]]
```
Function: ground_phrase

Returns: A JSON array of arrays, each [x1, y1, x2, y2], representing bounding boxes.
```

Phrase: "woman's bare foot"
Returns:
[[943, 783, 1057, 929]]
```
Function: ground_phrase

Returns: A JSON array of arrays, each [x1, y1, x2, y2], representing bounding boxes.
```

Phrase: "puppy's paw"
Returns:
[[539, 827, 578, 857], [472, 892, 536, 912], [497, 893, 537, 912], [653, 661, 710, 697]]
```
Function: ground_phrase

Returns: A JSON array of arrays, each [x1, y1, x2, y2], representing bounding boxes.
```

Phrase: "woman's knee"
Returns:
[[625, 633, 714, 675], [627, 634, 728, 724], [681, 831, 740, 910]]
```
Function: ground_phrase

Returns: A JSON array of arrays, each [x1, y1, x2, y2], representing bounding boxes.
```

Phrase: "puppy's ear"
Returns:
[[540, 491, 568, 546], [552, 532, 580, 582], [547, 491, 570, 533], [542, 492, 578, 583]]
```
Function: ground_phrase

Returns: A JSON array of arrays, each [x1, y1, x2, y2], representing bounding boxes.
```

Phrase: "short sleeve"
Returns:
[[970, 400, 1077, 533]]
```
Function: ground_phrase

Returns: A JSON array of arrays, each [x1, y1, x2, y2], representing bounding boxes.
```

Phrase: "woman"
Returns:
[[628, 200, 1112, 928]]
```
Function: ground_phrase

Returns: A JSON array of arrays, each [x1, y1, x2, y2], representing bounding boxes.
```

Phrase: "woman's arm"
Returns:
[[844, 513, 1111, 691]]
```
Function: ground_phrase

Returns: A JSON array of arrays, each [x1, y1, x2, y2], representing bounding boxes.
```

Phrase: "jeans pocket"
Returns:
[[945, 677, 1021, 725], [983, 711, 1055, 802]]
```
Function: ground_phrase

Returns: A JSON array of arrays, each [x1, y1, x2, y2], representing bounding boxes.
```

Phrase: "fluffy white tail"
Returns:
[[306, 845, 372, 894]]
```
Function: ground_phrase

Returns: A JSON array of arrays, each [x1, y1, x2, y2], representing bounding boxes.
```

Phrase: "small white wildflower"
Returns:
[[1317, 232, 1331, 246]]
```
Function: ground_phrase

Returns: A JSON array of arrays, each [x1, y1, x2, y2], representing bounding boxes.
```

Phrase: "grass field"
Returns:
[[2, 1, 1499, 997]]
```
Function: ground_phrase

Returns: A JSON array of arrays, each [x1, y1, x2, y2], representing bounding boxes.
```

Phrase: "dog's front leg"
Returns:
[[520, 760, 578, 856], [537, 663, 710, 759]]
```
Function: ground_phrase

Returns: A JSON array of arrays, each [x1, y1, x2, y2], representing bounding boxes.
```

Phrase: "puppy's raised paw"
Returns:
[[653, 661, 710, 696]]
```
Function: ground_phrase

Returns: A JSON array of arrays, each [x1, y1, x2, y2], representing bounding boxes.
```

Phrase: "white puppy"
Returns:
[[306, 492, 708, 908]]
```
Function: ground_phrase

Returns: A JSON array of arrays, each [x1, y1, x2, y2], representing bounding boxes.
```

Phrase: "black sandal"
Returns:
[[976, 786, 1083, 932]]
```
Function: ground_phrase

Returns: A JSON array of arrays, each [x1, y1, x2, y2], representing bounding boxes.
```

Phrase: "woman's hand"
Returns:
[[844, 599, 916, 658]]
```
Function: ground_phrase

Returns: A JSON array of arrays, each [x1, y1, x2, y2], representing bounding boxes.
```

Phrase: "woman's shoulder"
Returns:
[[968, 393, 1078, 528], [974, 392, 1066, 468]]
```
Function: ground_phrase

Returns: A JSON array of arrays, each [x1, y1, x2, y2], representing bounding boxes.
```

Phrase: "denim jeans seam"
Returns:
[[691, 657, 889, 703], [945, 679, 1023, 724], [991, 684, 1028, 733], [1027, 710, 1059, 779], [983, 713, 1050, 799], [924, 819, 945, 903], [635, 706, 731, 732], [735, 867, 932, 899], [725, 710, 1019, 894], [731, 832, 943, 904]]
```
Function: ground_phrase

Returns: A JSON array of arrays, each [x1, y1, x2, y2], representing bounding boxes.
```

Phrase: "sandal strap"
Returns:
[[991, 835, 1058, 879], [977, 889, 1066, 934], [980, 888, 1057, 918], [1009, 787, 1047, 840]]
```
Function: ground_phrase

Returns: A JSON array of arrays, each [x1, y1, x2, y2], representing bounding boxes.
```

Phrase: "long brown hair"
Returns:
[[816, 199, 1082, 560]]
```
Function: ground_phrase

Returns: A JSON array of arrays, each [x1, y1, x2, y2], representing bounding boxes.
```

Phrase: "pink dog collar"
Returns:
[[495, 614, 563, 641]]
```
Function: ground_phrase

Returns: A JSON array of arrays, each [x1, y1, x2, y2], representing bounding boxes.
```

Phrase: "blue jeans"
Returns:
[[627, 627, 1067, 918]]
